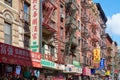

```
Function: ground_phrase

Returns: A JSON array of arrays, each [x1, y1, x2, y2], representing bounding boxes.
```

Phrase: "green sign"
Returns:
[[73, 60, 80, 67], [41, 59, 55, 68]]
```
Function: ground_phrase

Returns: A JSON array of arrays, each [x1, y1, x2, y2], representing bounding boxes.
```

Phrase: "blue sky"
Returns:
[[93, 0, 120, 46]]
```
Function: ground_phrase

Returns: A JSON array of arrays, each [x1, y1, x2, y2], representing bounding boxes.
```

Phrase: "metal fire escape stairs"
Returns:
[[42, 0, 57, 24], [65, 0, 78, 56]]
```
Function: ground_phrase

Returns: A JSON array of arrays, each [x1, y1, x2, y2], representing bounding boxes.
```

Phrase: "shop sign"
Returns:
[[78, 67, 82, 74], [93, 48, 100, 62], [99, 58, 105, 69], [0, 42, 42, 68], [100, 70, 105, 75], [65, 64, 74, 72], [41, 59, 55, 68], [105, 70, 110, 75], [91, 69, 95, 74], [82, 67, 91, 76], [73, 60, 80, 67], [30, 0, 40, 52], [44, 54, 52, 61], [52, 77, 64, 80], [58, 64, 65, 70]]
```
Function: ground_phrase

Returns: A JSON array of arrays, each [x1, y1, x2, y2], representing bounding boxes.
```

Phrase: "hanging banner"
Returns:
[[93, 48, 100, 62], [99, 58, 105, 69], [30, 0, 40, 52]]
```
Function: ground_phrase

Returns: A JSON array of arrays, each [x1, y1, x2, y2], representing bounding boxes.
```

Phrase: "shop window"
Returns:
[[4, 22, 12, 44], [4, 0, 12, 7]]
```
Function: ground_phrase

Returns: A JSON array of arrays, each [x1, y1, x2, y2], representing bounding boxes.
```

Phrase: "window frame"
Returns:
[[4, 22, 12, 44], [4, 0, 12, 7]]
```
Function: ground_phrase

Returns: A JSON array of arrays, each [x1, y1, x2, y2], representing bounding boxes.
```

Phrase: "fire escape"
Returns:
[[42, 0, 57, 32], [91, 23, 99, 43], [65, 0, 78, 64], [42, 0, 57, 62], [81, 0, 93, 67]]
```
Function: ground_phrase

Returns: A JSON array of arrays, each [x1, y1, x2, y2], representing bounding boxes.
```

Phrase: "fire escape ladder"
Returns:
[[65, 0, 78, 56], [65, 28, 77, 55], [43, 0, 57, 24], [45, 7, 55, 23]]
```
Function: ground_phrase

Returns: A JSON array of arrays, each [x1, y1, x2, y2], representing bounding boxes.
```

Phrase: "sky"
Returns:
[[93, 0, 120, 46]]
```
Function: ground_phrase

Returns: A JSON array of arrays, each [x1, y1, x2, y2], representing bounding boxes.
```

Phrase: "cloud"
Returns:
[[106, 13, 120, 35]]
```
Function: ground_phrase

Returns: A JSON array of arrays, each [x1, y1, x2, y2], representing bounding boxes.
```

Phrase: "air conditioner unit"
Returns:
[[20, 11, 23, 19]]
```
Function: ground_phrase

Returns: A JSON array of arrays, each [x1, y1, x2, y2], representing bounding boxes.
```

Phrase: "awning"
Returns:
[[0, 42, 42, 68]]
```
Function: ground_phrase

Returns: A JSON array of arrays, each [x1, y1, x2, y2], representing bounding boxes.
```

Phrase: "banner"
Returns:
[[30, 0, 40, 52], [93, 48, 100, 62]]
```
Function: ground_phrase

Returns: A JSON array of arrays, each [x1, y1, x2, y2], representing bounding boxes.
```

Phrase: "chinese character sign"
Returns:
[[93, 48, 100, 62], [30, 0, 40, 52], [0, 42, 42, 61]]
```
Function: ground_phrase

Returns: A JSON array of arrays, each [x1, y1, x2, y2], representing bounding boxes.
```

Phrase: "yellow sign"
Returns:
[[105, 70, 110, 75], [93, 48, 100, 62]]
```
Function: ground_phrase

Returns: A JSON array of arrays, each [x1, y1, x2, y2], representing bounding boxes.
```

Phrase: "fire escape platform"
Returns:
[[90, 22, 98, 29], [42, 22, 57, 33]]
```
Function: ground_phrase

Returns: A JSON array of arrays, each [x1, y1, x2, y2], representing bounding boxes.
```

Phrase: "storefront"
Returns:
[[0, 42, 42, 79], [40, 59, 66, 80], [72, 60, 82, 80], [63, 64, 82, 80], [82, 67, 91, 80]]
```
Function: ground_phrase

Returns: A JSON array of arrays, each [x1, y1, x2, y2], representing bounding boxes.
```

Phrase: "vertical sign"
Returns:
[[99, 58, 105, 69], [93, 48, 100, 62], [30, 0, 40, 52]]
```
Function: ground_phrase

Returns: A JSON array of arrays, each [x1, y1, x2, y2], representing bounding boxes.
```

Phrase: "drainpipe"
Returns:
[[39, 0, 43, 54]]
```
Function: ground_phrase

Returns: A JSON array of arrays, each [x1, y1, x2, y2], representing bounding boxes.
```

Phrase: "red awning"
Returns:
[[0, 42, 42, 68]]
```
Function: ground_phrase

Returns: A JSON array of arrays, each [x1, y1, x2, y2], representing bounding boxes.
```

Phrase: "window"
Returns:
[[23, 2, 30, 22], [78, 38, 81, 46], [4, 22, 12, 44], [60, 27, 63, 40], [24, 36, 30, 48], [4, 0, 12, 6], [42, 42, 45, 54], [60, 4, 64, 22], [78, 21, 81, 30], [50, 46, 55, 56]]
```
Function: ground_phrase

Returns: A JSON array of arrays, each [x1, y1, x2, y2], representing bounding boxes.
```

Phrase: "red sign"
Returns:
[[82, 67, 91, 76], [0, 42, 42, 68]]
